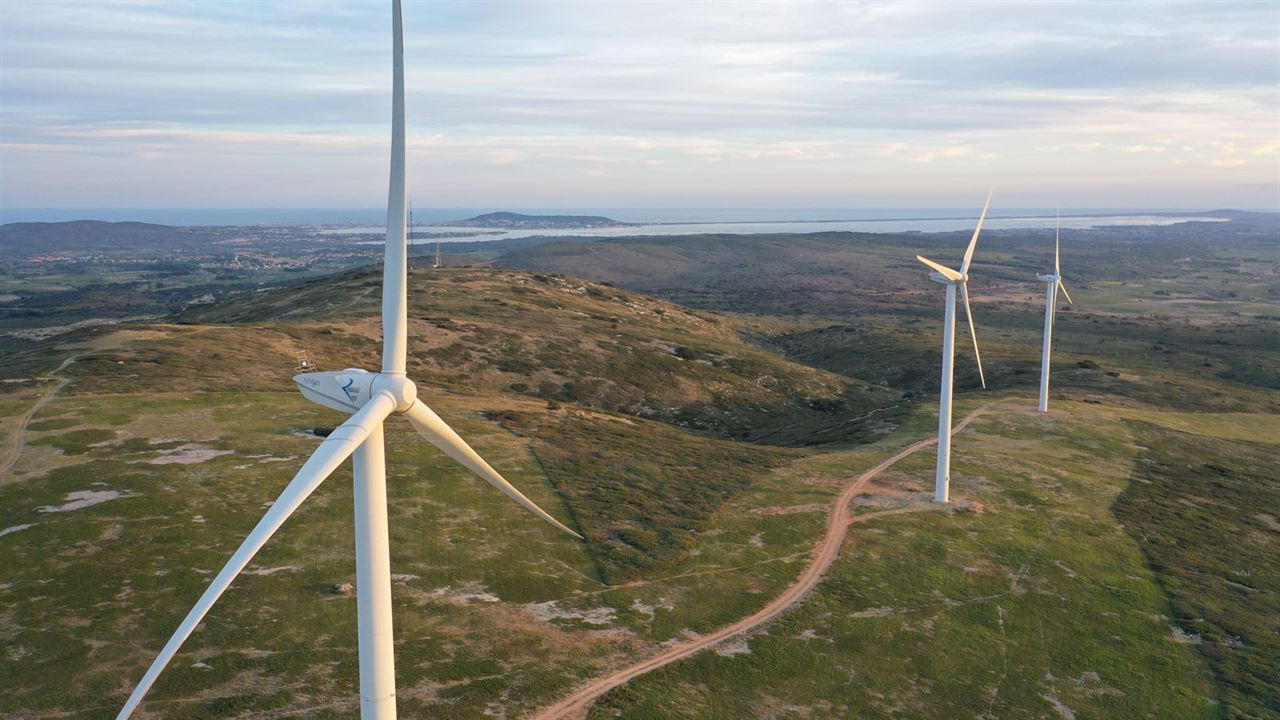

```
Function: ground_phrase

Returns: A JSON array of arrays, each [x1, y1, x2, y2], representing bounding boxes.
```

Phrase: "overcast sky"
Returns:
[[2, 0, 1277, 210]]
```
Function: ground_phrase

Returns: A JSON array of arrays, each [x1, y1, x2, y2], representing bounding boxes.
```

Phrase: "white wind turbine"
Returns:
[[1037, 213, 1073, 412], [115, 3, 581, 719], [916, 192, 991, 504]]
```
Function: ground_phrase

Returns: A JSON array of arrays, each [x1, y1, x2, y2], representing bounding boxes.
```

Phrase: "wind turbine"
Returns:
[[916, 192, 991, 504], [1037, 213, 1073, 412], [115, 3, 581, 719]]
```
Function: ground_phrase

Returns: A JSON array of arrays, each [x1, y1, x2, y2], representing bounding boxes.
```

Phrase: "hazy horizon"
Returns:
[[1, 205, 1266, 228]]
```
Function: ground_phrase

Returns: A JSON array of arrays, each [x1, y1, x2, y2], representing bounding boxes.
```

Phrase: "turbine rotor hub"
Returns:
[[371, 373, 417, 412]]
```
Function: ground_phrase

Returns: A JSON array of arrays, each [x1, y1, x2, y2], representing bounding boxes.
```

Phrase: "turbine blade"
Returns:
[[916, 255, 962, 282], [961, 282, 986, 389], [1054, 210, 1061, 276], [960, 189, 993, 276], [402, 398, 583, 539], [1058, 278, 1073, 305], [382, 0, 408, 375], [115, 393, 398, 720]]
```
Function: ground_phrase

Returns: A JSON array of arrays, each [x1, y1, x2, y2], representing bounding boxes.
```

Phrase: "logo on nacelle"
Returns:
[[295, 369, 373, 413]]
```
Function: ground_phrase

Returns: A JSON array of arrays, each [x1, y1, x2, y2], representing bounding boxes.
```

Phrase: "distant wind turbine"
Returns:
[[916, 192, 991, 503], [1037, 213, 1073, 412], [115, 3, 581, 719]]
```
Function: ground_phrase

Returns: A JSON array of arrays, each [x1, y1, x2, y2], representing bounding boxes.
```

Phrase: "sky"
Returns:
[[1, 0, 1278, 211]]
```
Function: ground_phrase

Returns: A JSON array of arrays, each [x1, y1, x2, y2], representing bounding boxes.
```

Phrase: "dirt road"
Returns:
[[528, 403, 994, 720], [1, 355, 77, 478]]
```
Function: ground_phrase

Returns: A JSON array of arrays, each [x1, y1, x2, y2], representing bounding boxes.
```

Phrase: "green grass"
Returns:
[[589, 402, 1223, 719], [0, 388, 861, 719], [30, 427, 117, 455], [0, 392, 616, 718], [1114, 423, 1280, 718], [496, 407, 796, 584]]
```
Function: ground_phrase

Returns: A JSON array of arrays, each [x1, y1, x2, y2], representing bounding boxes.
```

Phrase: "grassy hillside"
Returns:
[[496, 221, 1280, 415], [0, 266, 905, 717], [587, 401, 1280, 720], [0, 392, 621, 718], [493, 220, 1280, 717], [1115, 422, 1280, 717], [1, 221, 1277, 719], [494, 407, 796, 583], [3, 267, 904, 448]]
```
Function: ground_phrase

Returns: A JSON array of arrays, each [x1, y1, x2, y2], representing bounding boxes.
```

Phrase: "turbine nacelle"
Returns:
[[294, 371, 418, 413], [295, 369, 375, 413], [928, 270, 967, 285], [1036, 273, 1058, 283], [917, 255, 964, 284]]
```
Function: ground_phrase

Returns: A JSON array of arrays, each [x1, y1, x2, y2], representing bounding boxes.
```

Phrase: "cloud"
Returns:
[[909, 146, 975, 163], [1, 0, 1277, 208]]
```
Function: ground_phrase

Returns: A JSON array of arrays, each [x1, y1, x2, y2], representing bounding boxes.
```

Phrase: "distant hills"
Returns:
[[445, 211, 635, 229], [0, 220, 211, 255]]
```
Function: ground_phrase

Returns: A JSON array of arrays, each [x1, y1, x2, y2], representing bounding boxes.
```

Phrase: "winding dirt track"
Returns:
[[1, 355, 77, 478], [528, 404, 994, 720]]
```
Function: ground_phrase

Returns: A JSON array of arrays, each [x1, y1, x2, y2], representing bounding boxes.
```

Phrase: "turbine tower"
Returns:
[[916, 192, 991, 503], [115, 3, 581, 718], [1037, 213, 1073, 412]]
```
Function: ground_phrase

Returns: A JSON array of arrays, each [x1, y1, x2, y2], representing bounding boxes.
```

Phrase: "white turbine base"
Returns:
[[935, 282, 957, 504], [354, 423, 397, 720], [1038, 277, 1058, 412]]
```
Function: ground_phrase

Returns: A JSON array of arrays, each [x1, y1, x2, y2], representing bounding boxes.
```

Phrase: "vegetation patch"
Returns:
[[30, 427, 116, 455], [25, 417, 77, 432], [1114, 422, 1280, 717], [589, 405, 1221, 719], [496, 408, 796, 583]]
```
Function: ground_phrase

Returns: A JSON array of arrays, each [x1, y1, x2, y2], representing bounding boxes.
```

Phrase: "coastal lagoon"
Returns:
[[337, 213, 1228, 244]]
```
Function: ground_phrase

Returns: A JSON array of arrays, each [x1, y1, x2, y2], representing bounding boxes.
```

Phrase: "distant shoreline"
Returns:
[[2, 207, 1270, 227], [334, 212, 1232, 245]]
